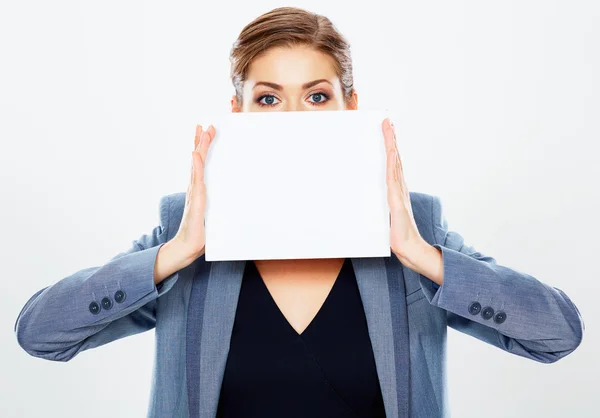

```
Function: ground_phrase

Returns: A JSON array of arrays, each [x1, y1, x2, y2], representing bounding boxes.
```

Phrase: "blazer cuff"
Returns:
[[420, 243, 583, 348]]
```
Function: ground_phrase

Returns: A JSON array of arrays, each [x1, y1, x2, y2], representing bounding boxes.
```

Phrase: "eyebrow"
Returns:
[[253, 79, 333, 91]]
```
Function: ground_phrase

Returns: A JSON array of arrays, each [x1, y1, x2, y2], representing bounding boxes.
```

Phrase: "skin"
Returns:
[[226, 44, 444, 335], [231, 45, 357, 113]]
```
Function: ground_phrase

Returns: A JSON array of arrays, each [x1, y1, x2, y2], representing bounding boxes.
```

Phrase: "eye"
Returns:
[[307, 92, 330, 105], [257, 94, 280, 107]]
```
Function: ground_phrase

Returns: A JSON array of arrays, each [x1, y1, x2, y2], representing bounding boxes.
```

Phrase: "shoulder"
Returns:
[[158, 192, 186, 241], [408, 190, 437, 216], [409, 191, 442, 246]]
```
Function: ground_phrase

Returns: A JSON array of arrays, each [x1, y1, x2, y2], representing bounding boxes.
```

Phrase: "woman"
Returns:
[[15, 7, 584, 418]]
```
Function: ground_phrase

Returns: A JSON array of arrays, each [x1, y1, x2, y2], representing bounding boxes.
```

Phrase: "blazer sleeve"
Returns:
[[14, 194, 182, 362], [419, 194, 585, 363]]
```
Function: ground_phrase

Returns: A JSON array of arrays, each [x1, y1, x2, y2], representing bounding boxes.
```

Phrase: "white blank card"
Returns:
[[203, 110, 391, 261]]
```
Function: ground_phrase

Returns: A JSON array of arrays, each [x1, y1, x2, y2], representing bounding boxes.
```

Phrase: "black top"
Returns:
[[216, 258, 387, 418]]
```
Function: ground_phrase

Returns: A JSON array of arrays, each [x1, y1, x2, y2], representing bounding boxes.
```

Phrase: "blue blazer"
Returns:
[[14, 191, 585, 417]]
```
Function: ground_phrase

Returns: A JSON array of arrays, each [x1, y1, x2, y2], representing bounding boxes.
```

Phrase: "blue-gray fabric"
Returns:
[[14, 191, 585, 417]]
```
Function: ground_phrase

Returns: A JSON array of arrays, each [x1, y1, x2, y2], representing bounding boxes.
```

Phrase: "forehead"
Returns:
[[245, 45, 339, 86]]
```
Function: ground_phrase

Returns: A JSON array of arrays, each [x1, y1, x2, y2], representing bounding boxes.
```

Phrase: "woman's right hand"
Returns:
[[173, 124, 216, 259]]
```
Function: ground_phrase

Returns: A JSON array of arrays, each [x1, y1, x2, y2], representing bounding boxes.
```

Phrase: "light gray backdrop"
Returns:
[[1, 0, 598, 417]]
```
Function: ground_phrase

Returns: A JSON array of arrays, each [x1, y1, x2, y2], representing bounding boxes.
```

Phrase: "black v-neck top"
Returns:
[[216, 258, 387, 418]]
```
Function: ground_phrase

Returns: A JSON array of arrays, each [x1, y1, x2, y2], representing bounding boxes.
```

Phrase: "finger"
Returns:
[[382, 118, 395, 155], [389, 123, 409, 195], [187, 151, 196, 207], [384, 120, 399, 184], [196, 123, 215, 151], [390, 124, 402, 184], [193, 125, 213, 186], [206, 124, 216, 141], [198, 125, 216, 163], [194, 124, 203, 149], [383, 119, 410, 212], [191, 125, 202, 197], [190, 151, 195, 182], [396, 151, 407, 194], [395, 151, 402, 186], [386, 146, 403, 211], [191, 149, 208, 195], [386, 143, 400, 186]]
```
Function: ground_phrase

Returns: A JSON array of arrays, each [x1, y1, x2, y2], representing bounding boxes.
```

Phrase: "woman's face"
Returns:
[[231, 44, 358, 112]]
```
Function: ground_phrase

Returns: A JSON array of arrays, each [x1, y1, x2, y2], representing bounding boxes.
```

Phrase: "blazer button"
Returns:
[[101, 296, 113, 310], [89, 301, 101, 315], [481, 306, 495, 320], [468, 302, 481, 315], [114, 290, 126, 303], [494, 311, 507, 324]]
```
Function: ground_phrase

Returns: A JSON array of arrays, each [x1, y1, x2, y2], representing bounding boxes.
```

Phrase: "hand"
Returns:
[[173, 124, 216, 259], [382, 118, 425, 262]]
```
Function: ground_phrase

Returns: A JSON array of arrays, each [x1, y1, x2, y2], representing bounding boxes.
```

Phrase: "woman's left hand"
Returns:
[[382, 118, 425, 263]]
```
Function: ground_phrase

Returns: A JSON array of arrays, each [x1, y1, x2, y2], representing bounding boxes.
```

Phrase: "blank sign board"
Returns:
[[203, 110, 391, 261]]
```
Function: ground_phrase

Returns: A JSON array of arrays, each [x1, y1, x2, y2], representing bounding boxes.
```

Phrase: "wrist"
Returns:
[[168, 237, 204, 267], [395, 238, 432, 270], [395, 239, 443, 285], [393, 240, 419, 270]]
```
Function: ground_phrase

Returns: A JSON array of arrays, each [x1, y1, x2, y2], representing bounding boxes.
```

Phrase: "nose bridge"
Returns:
[[283, 100, 300, 112], [282, 92, 306, 112]]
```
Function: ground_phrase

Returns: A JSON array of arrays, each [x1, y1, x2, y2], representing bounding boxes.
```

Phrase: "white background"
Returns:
[[1, 0, 598, 417]]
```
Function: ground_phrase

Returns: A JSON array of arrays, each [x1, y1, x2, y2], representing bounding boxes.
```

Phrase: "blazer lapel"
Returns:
[[187, 257, 409, 418], [186, 259, 246, 418], [351, 256, 410, 418]]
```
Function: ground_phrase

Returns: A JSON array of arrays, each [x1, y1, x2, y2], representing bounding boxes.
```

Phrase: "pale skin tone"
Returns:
[[155, 44, 444, 335]]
